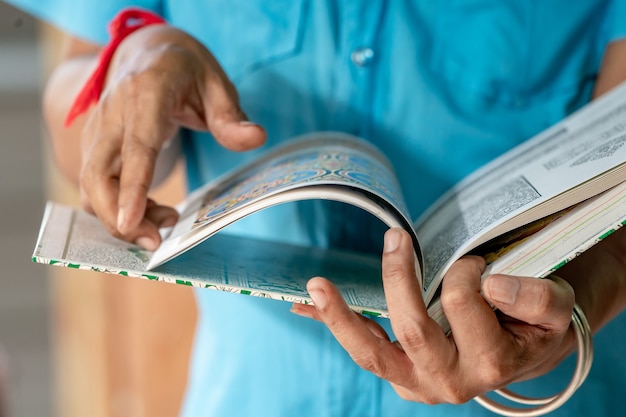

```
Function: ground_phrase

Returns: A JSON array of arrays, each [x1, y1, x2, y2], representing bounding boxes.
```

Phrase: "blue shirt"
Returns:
[[10, 1, 626, 416]]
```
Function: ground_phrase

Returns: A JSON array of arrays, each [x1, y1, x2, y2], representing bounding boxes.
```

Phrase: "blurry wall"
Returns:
[[0, 3, 51, 417], [0, 2, 198, 416]]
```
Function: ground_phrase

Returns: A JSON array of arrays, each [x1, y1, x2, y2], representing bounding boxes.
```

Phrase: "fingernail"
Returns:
[[485, 275, 520, 305], [290, 305, 315, 319], [238, 121, 258, 127], [308, 288, 327, 309], [384, 229, 402, 253], [136, 237, 157, 251], [117, 208, 128, 232]]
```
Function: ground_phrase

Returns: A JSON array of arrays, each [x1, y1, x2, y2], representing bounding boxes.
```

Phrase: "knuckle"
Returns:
[[118, 71, 143, 95], [395, 386, 427, 403], [439, 285, 471, 312], [477, 354, 516, 389], [528, 282, 573, 326], [396, 383, 471, 405], [533, 283, 554, 316], [116, 69, 165, 105], [123, 135, 160, 159], [420, 396, 440, 406], [322, 313, 344, 331], [353, 351, 388, 376], [438, 381, 474, 405], [480, 363, 508, 387], [383, 261, 408, 287], [394, 320, 429, 350], [446, 389, 474, 405], [395, 389, 415, 402]]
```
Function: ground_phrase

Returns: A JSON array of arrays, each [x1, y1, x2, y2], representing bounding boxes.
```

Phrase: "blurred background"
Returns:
[[0, 2, 198, 417], [0, 2, 52, 416]]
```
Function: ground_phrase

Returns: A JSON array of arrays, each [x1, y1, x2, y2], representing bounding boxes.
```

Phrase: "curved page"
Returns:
[[416, 81, 626, 303], [150, 133, 419, 272]]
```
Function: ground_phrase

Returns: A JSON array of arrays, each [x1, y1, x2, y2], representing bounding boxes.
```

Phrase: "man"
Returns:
[[9, 1, 626, 415]]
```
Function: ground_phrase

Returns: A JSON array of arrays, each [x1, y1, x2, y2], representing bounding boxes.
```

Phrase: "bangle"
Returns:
[[64, 8, 166, 127], [473, 303, 593, 416]]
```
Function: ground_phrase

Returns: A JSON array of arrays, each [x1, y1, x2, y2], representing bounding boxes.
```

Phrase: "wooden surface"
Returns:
[[42, 23, 197, 417]]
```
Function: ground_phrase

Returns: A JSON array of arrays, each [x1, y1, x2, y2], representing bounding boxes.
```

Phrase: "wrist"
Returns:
[[112, 24, 210, 70], [65, 8, 167, 126]]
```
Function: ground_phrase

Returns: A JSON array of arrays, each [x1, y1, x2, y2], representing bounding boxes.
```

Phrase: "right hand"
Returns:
[[292, 229, 576, 404], [79, 24, 266, 250]]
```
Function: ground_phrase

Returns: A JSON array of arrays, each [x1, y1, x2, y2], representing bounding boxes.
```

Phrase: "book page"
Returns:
[[33, 203, 392, 318], [482, 181, 626, 278], [150, 132, 419, 270], [417, 81, 626, 302]]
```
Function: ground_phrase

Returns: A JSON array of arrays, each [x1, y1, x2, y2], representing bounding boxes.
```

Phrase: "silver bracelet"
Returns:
[[473, 303, 593, 416]]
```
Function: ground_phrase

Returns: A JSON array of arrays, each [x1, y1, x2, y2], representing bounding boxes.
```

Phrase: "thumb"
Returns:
[[202, 75, 266, 151], [482, 274, 575, 330]]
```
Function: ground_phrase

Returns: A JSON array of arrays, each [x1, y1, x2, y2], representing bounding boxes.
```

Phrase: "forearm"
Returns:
[[558, 38, 626, 332], [558, 228, 626, 332], [593, 39, 626, 99], [43, 51, 99, 186]]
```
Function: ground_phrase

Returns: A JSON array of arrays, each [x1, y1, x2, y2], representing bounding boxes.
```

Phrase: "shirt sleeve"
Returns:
[[604, 0, 626, 42], [4, 0, 162, 44]]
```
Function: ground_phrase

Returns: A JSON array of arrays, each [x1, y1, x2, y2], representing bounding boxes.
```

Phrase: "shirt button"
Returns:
[[351, 47, 374, 67]]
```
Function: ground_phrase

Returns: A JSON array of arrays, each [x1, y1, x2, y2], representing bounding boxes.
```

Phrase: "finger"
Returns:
[[80, 114, 124, 236], [80, 192, 95, 215], [201, 72, 266, 151], [117, 198, 176, 249], [82, 106, 174, 250], [382, 229, 429, 318], [482, 274, 574, 331], [482, 274, 576, 382], [117, 83, 179, 236], [290, 302, 391, 341], [127, 201, 179, 250], [84, 171, 164, 250], [381, 229, 452, 363], [440, 256, 507, 353], [144, 201, 179, 229], [290, 303, 321, 320], [306, 277, 413, 383], [80, 166, 119, 234]]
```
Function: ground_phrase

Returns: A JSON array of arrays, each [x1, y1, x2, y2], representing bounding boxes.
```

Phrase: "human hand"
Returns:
[[79, 24, 266, 250], [290, 228, 576, 404]]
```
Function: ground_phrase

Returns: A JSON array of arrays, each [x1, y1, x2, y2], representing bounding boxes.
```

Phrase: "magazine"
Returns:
[[33, 81, 626, 330]]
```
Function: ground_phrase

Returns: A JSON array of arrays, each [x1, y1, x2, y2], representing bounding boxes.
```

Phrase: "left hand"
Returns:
[[290, 228, 576, 404]]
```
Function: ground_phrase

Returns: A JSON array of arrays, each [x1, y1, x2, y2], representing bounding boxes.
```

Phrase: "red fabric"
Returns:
[[65, 8, 166, 127]]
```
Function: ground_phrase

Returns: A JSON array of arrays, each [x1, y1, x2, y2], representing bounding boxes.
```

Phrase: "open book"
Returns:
[[33, 82, 626, 331]]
